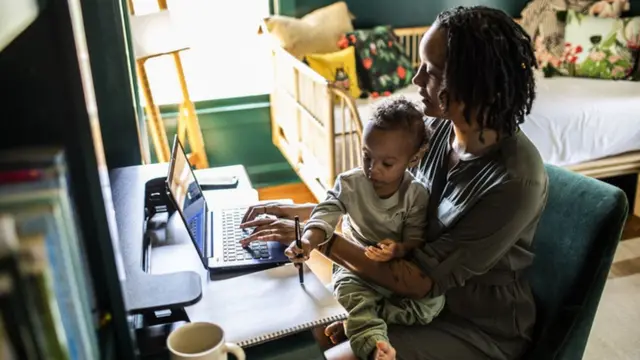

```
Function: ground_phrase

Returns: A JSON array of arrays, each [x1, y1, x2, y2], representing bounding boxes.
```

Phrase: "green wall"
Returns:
[[151, 96, 299, 188], [285, 0, 530, 27], [82, 0, 143, 169], [285, 0, 640, 28]]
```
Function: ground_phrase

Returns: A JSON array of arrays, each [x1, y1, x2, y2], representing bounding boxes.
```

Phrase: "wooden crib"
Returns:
[[260, 23, 640, 216], [260, 23, 427, 201]]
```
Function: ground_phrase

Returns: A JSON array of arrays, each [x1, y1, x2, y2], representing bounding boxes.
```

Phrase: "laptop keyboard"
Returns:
[[222, 207, 270, 262]]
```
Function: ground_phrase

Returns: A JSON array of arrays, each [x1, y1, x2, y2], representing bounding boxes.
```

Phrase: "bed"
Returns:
[[262, 24, 640, 215]]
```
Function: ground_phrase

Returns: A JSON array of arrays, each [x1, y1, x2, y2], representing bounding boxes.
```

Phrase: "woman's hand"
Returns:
[[241, 202, 296, 223], [239, 202, 317, 246], [241, 202, 316, 224], [239, 217, 296, 246]]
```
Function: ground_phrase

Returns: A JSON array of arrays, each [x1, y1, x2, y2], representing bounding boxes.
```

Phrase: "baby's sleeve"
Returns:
[[304, 173, 353, 240], [402, 183, 429, 245]]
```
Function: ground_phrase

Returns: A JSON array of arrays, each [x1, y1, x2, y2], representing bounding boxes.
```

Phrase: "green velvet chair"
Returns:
[[525, 164, 628, 360], [246, 165, 629, 360]]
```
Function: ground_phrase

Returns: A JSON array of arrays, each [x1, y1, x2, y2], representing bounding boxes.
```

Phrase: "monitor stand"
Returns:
[[110, 168, 203, 314]]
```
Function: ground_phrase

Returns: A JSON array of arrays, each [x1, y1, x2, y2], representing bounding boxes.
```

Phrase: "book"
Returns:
[[18, 234, 69, 359], [0, 214, 40, 360], [0, 147, 99, 327], [0, 148, 100, 359], [185, 264, 347, 348]]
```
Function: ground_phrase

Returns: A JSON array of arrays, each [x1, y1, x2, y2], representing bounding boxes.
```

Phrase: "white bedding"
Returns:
[[334, 73, 640, 167], [522, 74, 640, 166]]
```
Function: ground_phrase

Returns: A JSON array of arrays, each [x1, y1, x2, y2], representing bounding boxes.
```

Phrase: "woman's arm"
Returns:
[[316, 178, 547, 299], [286, 203, 317, 222], [413, 179, 547, 297], [317, 235, 434, 299]]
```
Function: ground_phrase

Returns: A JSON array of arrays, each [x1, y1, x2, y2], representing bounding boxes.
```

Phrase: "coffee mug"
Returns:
[[166, 322, 246, 360]]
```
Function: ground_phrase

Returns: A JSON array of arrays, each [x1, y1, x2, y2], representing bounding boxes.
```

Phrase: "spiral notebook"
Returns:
[[185, 263, 347, 348]]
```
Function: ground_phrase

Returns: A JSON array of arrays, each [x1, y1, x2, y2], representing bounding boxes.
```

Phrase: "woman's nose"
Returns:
[[412, 64, 426, 87]]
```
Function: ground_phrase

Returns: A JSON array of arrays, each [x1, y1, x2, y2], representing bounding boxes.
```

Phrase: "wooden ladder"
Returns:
[[126, 0, 209, 169]]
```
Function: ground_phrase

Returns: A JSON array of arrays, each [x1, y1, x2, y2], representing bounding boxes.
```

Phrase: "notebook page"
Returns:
[[185, 264, 347, 347]]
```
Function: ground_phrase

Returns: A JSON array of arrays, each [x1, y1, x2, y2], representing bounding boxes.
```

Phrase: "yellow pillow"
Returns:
[[264, 2, 354, 59], [306, 46, 362, 99]]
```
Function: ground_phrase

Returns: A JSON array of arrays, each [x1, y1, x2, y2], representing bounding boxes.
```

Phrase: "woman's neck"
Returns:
[[451, 122, 499, 156]]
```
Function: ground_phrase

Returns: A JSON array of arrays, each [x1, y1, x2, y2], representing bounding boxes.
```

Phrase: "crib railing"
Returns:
[[262, 23, 428, 201]]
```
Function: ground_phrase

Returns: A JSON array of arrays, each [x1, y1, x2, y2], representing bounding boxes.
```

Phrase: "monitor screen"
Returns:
[[167, 137, 207, 257]]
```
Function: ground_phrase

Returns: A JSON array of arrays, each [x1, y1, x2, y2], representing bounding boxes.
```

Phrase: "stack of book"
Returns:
[[0, 147, 99, 360]]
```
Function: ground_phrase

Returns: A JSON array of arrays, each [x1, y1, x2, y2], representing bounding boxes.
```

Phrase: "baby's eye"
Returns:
[[383, 162, 394, 167]]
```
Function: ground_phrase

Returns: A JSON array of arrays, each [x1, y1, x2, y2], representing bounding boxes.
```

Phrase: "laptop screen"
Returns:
[[166, 136, 207, 258]]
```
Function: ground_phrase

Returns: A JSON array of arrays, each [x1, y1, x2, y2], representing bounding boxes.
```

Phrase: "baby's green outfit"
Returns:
[[304, 168, 445, 359]]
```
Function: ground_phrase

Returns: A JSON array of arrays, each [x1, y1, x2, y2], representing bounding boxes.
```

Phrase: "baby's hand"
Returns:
[[365, 239, 403, 262]]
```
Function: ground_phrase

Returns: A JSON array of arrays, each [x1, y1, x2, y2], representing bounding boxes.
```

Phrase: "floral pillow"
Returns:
[[337, 26, 414, 98], [537, 10, 640, 80]]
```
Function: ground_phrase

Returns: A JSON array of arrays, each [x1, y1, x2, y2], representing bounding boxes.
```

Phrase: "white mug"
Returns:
[[166, 322, 246, 360]]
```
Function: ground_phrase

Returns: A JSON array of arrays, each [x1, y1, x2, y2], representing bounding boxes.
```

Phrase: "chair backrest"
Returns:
[[525, 164, 628, 360]]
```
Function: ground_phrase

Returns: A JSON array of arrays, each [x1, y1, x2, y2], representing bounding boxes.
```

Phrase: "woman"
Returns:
[[240, 6, 548, 360]]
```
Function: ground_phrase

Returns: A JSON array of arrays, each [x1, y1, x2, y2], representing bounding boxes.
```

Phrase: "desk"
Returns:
[[110, 163, 256, 313], [109, 164, 325, 359], [148, 209, 326, 360]]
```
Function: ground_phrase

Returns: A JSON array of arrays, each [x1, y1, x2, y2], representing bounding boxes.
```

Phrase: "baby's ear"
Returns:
[[409, 144, 428, 167]]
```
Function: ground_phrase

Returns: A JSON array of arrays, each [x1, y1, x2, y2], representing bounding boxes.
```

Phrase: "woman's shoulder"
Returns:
[[497, 130, 548, 188]]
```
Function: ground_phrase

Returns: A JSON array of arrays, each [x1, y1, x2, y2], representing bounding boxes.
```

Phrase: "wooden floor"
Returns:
[[257, 182, 318, 205]]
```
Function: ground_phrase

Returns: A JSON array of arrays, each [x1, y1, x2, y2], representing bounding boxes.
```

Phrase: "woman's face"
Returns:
[[412, 25, 463, 120]]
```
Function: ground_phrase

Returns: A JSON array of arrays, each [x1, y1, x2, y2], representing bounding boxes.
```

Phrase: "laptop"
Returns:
[[165, 136, 290, 271]]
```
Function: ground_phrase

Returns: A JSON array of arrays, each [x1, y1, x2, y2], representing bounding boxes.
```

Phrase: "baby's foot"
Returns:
[[374, 341, 396, 360], [324, 321, 346, 344]]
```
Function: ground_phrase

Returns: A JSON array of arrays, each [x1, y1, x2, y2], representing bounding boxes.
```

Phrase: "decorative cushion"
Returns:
[[337, 26, 414, 98], [263, 2, 354, 60], [588, 0, 631, 18], [525, 1, 630, 59], [305, 46, 362, 99], [539, 11, 640, 80]]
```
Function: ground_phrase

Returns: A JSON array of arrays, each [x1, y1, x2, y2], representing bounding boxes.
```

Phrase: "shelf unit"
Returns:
[[0, 0, 138, 358]]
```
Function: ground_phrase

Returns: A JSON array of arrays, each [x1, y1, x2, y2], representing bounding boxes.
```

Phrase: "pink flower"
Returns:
[[612, 66, 626, 77], [589, 51, 606, 62], [608, 55, 622, 63]]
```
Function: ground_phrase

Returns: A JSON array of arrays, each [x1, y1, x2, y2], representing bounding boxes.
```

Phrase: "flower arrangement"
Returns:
[[535, 12, 640, 80]]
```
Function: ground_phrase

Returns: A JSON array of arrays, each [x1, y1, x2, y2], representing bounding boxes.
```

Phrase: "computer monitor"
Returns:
[[165, 136, 208, 261]]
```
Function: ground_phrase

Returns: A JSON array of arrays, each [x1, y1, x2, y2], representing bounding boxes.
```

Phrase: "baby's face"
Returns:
[[362, 124, 416, 197]]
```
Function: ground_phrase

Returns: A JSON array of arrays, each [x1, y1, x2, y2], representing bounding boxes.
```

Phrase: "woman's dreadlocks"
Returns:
[[435, 6, 537, 140]]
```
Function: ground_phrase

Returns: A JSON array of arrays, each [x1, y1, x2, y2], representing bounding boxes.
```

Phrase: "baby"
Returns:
[[301, 98, 445, 360]]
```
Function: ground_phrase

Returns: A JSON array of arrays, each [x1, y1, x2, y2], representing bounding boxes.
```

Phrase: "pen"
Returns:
[[294, 216, 304, 284]]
